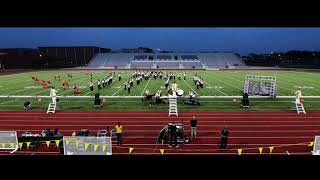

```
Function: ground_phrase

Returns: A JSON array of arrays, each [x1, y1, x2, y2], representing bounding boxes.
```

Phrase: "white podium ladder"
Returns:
[[291, 102, 306, 115], [295, 103, 306, 114], [168, 97, 178, 117], [46, 103, 56, 114]]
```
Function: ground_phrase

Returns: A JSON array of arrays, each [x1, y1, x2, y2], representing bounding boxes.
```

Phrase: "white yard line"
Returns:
[[3, 129, 320, 133], [111, 73, 132, 96], [203, 81, 228, 96], [6, 89, 29, 95], [183, 79, 199, 95], [204, 72, 242, 91], [0, 100, 14, 105], [140, 78, 151, 96], [29, 89, 50, 96], [84, 89, 97, 96]]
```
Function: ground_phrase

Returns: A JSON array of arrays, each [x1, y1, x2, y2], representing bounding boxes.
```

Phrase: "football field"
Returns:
[[0, 69, 320, 111]]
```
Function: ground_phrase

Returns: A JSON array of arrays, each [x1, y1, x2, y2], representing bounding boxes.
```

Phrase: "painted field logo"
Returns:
[[24, 86, 41, 89], [207, 86, 223, 89], [294, 86, 314, 89]]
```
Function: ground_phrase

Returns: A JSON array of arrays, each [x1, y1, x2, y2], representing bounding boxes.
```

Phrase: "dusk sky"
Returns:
[[1, 28, 320, 55]]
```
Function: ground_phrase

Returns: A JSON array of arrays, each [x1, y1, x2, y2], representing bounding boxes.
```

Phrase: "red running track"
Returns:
[[0, 111, 318, 155]]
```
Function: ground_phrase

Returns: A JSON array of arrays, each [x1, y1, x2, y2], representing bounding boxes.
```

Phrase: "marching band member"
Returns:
[[89, 81, 94, 92], [97, 79, 101, 90], [118, 73, 122, 81]]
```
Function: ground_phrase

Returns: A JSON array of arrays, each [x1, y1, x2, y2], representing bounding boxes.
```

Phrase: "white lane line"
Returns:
[[1, 124, 320, 127], [3, 128, 320, 133], [4, 128, 319, 133], [0, 116, 319, 119], [110, 152, 311, 155]]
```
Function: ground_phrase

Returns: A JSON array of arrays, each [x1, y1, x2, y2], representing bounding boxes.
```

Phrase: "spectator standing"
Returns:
[[169, 123, 178, 148], [115, 122, 123, 145], [220, 127, 229, 149], [190, 116, 198, 139]]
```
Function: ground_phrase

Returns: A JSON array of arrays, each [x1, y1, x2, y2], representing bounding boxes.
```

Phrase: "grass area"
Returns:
[[0, 69, 320, 111]]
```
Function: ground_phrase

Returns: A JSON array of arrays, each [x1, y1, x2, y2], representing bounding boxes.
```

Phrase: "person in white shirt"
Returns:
[[295, 87, 302, 104], [50, 87, 58, 104]]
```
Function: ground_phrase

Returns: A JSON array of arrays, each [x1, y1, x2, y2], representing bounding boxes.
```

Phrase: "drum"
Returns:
[[177, 89, 184, 96]]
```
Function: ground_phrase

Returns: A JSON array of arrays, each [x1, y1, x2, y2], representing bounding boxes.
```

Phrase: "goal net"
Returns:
[[0, 131, 19, 153], [63, 136, 112, 155], [243, 75, 277, 98], [313, 136, 320, 155]]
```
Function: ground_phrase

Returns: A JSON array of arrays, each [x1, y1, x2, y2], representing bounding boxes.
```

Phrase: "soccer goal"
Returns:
[[0, 131, 19, 154], [243, 75, 277, 98], [63, 136, 112, 155], [312, 136, 320, 155]]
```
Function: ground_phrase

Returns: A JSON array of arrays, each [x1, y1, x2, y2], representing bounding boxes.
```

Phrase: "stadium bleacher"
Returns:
[[88, 52, 245, 69]]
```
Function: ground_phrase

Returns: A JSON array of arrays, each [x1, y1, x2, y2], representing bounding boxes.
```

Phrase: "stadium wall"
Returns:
[[0, 48, 38, 69], [38, 46, 111, 66]]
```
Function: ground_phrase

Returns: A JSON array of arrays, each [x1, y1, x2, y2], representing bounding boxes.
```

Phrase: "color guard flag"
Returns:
[[72, 132, 76, 137], [309, 141, 314, 147], [55, 140, 60, 147], [102, 145, 107, 152], [269, 146, 274, 154], [259, 147, 263, 154], [237, 149, 242, 155], [46, 141, 50, 148], [18, 143, 23, 150], [84, 143, 90, 150], [26, 142, 31, 149], [94, 144, 99, 152], [160, 149, 165, 155], [129, 147, 134, 154]]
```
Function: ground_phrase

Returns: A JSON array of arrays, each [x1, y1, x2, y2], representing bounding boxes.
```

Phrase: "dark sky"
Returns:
[[1, 28, 320, 55]]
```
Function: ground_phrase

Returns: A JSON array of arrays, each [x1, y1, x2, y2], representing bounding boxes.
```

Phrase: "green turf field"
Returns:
[[0, 70, 319, 111]]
